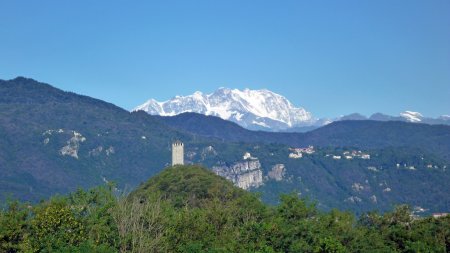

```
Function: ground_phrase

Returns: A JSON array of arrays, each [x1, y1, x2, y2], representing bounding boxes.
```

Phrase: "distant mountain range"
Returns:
[[1, 77, 450, 214], [135, 88, 450, 132], [134, 88, 319, 131]]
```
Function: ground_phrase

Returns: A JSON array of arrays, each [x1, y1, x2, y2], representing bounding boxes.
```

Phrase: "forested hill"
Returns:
[[1, 165, 449, 252], [0, 77, 195, 201], [157, 112, 450, 161]]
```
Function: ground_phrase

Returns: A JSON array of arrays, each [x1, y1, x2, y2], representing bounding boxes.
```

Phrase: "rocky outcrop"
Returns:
[[105, 146, 115, 156], [268, 164, 285, 181], [60, 131, 86, 159], [212, 160, 263, 190], [235, 170, 263, 190], [351, 183, 364, 192], [345, 196, 362, 203], [89, 146, 103, 157], [201, 146, 217, 160]]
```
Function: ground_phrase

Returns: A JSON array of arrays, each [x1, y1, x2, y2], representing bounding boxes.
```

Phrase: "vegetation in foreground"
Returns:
[[1, 165, 449, 252]]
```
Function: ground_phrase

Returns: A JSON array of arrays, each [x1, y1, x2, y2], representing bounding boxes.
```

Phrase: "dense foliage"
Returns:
[[1, 166, 449, 252]]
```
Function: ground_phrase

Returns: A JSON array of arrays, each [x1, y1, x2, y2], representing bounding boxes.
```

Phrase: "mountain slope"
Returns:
[[0, 77, 195, 201], [1, 77, 450, 214], [154, 112, 307, 144], [156, 113, 450, 162], [303, 120, 450, 161], [135, 88, 315, 131]]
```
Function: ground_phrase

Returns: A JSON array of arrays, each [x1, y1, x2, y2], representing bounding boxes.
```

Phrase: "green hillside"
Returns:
[[0, 77, 195, 201], [1, 166, 449, 252], [131, 165, 251, 208], [1, 77, 450, 215]]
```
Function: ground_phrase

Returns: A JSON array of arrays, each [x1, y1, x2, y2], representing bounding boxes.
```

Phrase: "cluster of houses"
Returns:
[[286, 147, 447, 173], [287, 147, 372, 161], [325, 150, 371, 160], [395, 163, 446, 170], [396, 163, 416, 170], [412, 207, 449, 219], [426, 164, 446, 170], [288, 146, 315, 159]]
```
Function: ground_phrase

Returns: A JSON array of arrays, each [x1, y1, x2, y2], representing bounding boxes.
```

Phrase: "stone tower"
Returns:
[[172, 140, 184, 166]]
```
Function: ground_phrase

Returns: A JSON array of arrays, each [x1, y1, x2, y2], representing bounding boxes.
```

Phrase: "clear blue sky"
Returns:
[[1, 0, 449, 118]]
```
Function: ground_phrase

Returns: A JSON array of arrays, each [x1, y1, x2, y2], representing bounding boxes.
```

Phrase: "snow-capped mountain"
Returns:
[[400, 111, 424, 122], [134, 88, 450, 131], [134, 88, 317, 131]]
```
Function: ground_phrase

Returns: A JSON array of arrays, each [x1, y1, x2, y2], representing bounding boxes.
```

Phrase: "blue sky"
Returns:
[[1, 0, 449, 118]]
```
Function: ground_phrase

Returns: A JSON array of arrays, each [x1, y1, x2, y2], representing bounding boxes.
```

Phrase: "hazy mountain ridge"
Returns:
[[348, 111, 450, 125]]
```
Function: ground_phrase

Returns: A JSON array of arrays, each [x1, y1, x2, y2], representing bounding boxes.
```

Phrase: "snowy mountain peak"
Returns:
[[400, 111, 424, 122], [134, 88, 315, 131]]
